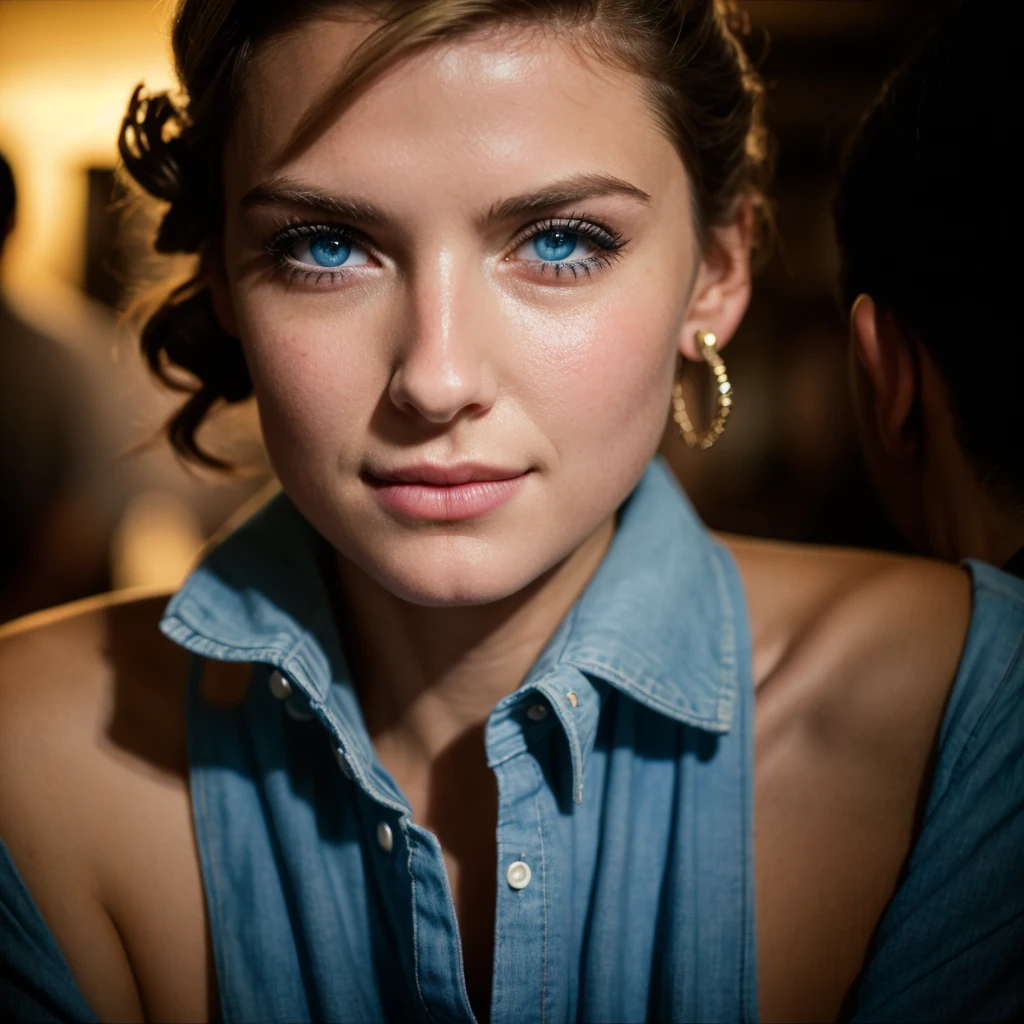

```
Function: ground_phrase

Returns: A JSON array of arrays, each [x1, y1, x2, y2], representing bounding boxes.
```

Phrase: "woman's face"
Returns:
[[216, 18, 747, 606]]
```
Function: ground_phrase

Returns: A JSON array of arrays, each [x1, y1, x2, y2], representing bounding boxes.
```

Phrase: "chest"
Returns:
[[168, 691, 760, 1024], [101, 770, 217, 1021], [105, 687, 928, 1024], [385, 734, 499, 1023]]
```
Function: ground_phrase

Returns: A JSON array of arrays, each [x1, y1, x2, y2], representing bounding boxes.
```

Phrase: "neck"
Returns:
[[334, 516, 615, 772], [923, 473, 1024, 567], [919, 356, 1024, 566]]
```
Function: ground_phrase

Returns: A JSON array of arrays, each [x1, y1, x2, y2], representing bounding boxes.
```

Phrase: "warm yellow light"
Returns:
[[0, 1, 176, 305]]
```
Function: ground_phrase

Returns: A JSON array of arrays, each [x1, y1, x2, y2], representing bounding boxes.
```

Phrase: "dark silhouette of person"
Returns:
[[834, 0, 1024, 578], [0, 151, 109, 621]]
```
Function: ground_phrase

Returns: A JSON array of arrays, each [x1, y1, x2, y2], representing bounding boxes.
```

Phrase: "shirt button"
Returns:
[[506, 860, 531, 889], [526, 703, 548, 722], [284, 700, 313, 722], [376, 822, 394, 853], [268, 669, 292, 700], [333, 746, 353, 779]]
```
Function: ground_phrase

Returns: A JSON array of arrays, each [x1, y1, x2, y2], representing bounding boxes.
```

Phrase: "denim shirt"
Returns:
[[2, 458, 1023, 1023]]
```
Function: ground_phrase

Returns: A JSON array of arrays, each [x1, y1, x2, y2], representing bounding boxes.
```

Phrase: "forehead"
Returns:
[[229, 17, 684, 200]]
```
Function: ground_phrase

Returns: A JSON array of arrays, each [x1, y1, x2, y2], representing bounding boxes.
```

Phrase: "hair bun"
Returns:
[[119, 84, 186, 204], [120, 84, 213, 253]]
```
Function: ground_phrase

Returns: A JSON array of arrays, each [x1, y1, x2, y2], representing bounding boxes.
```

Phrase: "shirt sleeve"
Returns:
[[0, 838, 99, 1023], [848, 563, 1024, 1023]]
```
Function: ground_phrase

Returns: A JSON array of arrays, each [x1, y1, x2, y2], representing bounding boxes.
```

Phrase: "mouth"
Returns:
[[362, 463, 532, 521]]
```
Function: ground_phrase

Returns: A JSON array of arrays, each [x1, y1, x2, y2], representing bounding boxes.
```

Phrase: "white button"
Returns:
[[376, 822, 394, 853], [506, 860, 531, 889], [333, 745, 354, 779], [268, 670, 292, 700], [526, 703, 548, 721]]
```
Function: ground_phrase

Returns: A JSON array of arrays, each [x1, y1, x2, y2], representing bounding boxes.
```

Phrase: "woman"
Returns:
[[1, 2, 1021, 1022]]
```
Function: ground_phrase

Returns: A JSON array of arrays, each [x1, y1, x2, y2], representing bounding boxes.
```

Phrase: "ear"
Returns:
[[678, 201, 753, 360], [850, 293, 919, 458], [203, 246, 240, 338]]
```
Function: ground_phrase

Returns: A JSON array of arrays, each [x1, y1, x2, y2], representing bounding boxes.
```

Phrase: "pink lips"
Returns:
[[364, 463, 530, 521]]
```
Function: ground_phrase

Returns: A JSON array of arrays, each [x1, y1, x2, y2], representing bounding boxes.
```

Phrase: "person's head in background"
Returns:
[[0, 151, 15, 260], [834, 0, 1023, 573]]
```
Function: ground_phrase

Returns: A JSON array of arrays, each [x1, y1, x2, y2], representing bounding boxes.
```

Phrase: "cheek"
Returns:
[[234, 292, 390, 457], [508, 276, 680, 456]]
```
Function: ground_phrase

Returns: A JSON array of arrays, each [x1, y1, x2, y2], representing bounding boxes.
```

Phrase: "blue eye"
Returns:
[[281, 230, 370, 270], [530, 229, 585, 262], [508, 219, 626, 280], [309, 236, 351, 267]]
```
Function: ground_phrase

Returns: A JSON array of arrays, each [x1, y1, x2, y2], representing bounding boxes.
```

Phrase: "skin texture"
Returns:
[[849, 293, 1024, 565], [0, 17, 973, 1024]]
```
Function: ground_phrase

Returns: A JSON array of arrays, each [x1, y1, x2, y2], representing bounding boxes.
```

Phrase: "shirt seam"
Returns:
[[404, 827, 440, 1024], [709, 541, 739, 728], [967, 562, 1024, 607], [534, 786, 548, 1024], [318, 703, 410, 816], [856, 904, 1024, 1012], [566, 653, 729, 732], [188, 656, 233, 1024]]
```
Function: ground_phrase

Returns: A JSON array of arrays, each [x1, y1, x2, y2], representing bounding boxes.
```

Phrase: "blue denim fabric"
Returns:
[[2, 457, 1023, 1023]]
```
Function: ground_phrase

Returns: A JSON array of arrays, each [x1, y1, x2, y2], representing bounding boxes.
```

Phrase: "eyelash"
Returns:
[[263, 214, 629, 286], [264, 222, 363, 287], [507, 215, 628, 279]]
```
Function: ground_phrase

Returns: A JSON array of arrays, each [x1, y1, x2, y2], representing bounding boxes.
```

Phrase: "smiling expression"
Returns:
[[214, 17, 747, 606]]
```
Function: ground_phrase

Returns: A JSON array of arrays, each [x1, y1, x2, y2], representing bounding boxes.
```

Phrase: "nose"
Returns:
[[388, 252, 498, 424]]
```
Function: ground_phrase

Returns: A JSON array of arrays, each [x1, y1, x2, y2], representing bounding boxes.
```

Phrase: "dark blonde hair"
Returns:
[[120, 0, 770, 468]]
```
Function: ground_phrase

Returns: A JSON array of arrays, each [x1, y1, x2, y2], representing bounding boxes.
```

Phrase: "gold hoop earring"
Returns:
[[671, 330, 732, 449]]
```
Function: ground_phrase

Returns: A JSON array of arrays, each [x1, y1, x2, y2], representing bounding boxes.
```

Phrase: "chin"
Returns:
[[344, 532, 554, 608]]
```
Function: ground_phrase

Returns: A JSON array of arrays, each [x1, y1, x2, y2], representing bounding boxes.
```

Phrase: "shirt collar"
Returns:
[[161, 456, 746, 743], [534, 457, 744, 734]]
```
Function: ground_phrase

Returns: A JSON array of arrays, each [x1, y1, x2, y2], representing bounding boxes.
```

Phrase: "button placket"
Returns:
[[534, 675, 591, 806], [333, 744, 354, 779], [489, 743, 549, 1024]]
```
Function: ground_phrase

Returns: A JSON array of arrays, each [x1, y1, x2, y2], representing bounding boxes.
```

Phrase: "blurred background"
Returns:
[[0, 0, 937, 625]]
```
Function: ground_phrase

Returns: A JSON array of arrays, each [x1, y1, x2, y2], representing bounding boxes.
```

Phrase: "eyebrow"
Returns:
[[240, 178, 389, 225], [481, 172, 652, 224], [240, 171, 652, 226]]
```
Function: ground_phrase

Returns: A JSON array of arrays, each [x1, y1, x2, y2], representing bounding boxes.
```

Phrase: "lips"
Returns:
[[363, 463, 530, 520]]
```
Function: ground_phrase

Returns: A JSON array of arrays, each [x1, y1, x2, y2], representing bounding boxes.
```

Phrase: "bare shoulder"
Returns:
[[0, 589, 191, 815], [0, 586, 184, 717], [0, 590, 215, 1021], [722, 539, 975, 1022], [722, 534, 971, 717]]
